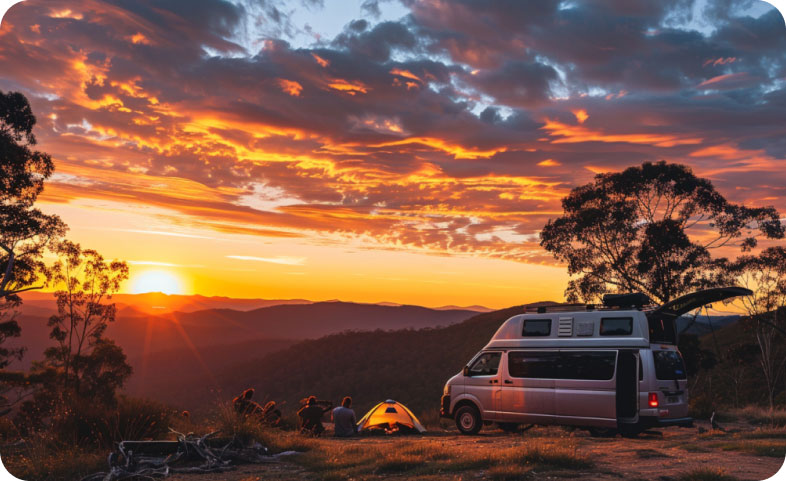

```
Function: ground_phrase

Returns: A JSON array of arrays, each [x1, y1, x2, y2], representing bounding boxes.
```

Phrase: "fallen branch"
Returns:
[[79, 430, 298, 481]]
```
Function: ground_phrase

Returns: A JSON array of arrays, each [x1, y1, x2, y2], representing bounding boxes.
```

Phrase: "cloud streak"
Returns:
[[226, 255, 307, 265], [0, 0, 784, 268]]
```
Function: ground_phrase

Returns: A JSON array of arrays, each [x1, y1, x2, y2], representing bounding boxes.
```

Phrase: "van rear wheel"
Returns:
[[455, 405, 482, 435]]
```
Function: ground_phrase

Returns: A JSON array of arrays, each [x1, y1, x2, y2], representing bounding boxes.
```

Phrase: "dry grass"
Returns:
[[2, 435, 106, 481], [711, 439, 786, 458], [280, 433, 594, 479], [718, 406, 786, 427], [678, 467, 738, 481]]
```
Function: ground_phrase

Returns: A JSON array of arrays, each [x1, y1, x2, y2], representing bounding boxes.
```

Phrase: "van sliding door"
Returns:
[[554, 350, 616, 426], [501, 351, 556, 423]]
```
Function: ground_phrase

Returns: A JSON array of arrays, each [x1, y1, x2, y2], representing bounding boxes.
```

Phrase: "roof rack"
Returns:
[[528, 303, 592, 314], [602, 292, 651, 309], [525, 293, 655, 314]]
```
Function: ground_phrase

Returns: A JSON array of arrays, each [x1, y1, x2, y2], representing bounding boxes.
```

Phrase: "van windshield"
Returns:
[[653, 350, 687, 380], [468, 352, 501, 376]]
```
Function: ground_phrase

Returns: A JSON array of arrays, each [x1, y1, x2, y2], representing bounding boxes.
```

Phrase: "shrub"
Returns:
[[51, 395, 172, 448]]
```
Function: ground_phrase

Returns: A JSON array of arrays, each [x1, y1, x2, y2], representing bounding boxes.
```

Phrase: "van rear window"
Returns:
[[600, 317, 633, 335], [522, 319, 551, 336], [653, 351, 687, 380]]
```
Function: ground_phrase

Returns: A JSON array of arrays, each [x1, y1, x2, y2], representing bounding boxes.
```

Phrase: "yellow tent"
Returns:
[[356, 399, 426, 433]]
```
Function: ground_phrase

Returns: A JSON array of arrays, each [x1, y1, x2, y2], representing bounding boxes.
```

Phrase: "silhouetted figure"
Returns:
[[262, 401, 282, 427], [298, 396, 332, 436], [233, 388, 264, 418], [331, 396, 357, 437]]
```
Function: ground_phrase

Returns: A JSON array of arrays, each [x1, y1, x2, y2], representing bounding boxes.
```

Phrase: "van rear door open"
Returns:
[[647, 287, 752, 343]]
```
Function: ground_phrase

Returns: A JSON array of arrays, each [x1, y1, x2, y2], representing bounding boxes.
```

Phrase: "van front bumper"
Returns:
[[639, 416, 693, 428], [440, 395, 452, 418]]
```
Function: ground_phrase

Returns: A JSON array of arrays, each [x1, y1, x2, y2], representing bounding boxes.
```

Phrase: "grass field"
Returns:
[[5, 410, 786, 481], [162, 417, 786, 481]]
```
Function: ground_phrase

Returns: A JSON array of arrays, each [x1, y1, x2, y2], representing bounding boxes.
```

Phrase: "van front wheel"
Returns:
[[455, 405, 482, 435]]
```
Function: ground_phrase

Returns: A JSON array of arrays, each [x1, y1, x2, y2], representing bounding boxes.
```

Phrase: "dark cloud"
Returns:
[[0, 0, 784, 262], [332, 20, 417, 61]]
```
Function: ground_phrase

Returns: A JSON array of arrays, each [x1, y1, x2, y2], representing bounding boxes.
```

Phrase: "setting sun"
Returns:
[[130, 270, 184, 295]]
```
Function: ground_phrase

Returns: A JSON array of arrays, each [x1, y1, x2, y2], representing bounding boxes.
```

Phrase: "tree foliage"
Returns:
[[729, 247, 786, 411], [0, 90, 67, 299], [42, 240, 130, 398], [0, 90, 66, 391], [540, 161, 784, 304]]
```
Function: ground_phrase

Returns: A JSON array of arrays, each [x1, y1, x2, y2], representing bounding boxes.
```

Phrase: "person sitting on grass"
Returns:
[[233, 388, 264, 418], [262, 401, 282, 427], [331, 396, 357, 437], [298, 395, 332, 436]]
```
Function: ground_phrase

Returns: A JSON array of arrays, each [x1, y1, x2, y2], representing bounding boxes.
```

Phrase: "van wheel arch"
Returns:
[[454, 402, 482, 435]]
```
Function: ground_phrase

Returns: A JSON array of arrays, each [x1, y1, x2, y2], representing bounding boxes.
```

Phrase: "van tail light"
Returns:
[[648, 392, 659, 408]]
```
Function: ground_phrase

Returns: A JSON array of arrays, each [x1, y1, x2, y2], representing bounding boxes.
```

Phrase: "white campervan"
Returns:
[[440, 287, 750, 436]]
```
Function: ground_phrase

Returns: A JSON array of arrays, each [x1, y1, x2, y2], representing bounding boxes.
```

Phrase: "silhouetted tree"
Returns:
[[729, 247, 786, 411], [0, 91, 66, 411], [42, 240, 130, 398], [0, 91, 66, 299], [540, 161, 784, 304]]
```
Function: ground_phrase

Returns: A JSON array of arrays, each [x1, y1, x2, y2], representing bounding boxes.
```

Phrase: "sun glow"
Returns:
[[130, 270, 184, 295]]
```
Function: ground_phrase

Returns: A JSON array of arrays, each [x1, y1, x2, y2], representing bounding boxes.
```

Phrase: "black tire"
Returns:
[[498, 422, 520, 433], [587, 427, 618, 438], [455, 405, 482, 435]]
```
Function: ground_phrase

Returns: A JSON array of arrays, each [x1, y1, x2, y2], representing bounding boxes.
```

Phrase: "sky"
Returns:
[[0, 0, 785, 308]]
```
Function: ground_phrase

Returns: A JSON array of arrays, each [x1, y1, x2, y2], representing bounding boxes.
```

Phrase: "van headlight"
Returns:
[[443, 383, 450, 395]]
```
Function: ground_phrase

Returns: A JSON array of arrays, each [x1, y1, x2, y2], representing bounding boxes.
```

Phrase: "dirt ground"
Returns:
[[166, 420, 786, 481]]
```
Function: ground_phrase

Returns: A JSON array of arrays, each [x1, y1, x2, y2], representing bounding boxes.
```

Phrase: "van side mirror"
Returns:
[[463, 366, 470, 377]]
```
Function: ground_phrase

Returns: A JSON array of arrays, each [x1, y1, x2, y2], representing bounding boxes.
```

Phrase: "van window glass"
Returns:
[[648, 317, 677, 344], [600, 317, 633, 335], [522, 319, 551, 336], [508, 351, 558, 378], [468, 352, 501, 376], [653, 350, 687, 380], [558, 351, 616, 380]]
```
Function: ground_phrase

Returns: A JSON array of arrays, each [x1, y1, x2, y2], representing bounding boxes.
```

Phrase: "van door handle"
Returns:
[[504, 380, 513, 384], [489, 379, 498, 384]]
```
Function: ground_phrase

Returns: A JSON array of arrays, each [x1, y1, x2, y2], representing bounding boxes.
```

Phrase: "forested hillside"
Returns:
[[165, 305, 531, 413]]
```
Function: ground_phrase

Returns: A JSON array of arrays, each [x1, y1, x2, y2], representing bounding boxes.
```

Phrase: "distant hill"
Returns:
[[18, 291, 313, 316], [123, 338, 298, 400], [156, 305, 529, 413], [677, 314, 741, 337], [7, 302, 476, 368]]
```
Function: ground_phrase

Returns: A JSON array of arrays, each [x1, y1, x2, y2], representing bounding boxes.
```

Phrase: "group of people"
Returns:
[[231, 388, 282, 427], [232, 388, 358, 438]]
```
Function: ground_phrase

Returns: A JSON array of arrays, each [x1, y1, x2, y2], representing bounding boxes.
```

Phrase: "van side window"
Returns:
[[508, 351, 558, 378], [522, 319, 551, 336], [468, 352, 501, 376], [600, 317, 633, 335], [559, 351, 616, 380], [508, 351, 616, 380]]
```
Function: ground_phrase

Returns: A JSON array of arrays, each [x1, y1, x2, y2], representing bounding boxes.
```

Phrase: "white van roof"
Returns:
[[484, 310, 650, 349]]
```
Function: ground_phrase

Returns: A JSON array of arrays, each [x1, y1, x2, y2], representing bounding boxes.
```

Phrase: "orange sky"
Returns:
[[2, 0, 785, 308]]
